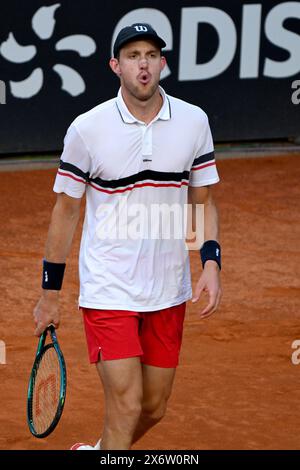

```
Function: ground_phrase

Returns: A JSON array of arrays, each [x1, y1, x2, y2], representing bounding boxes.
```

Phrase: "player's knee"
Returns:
[[121, 399, 143, 420], [106, 400, 142, 437], [140, 407, 166, 425], [111, 390, 143, 421], [141, 397, 168, 423]]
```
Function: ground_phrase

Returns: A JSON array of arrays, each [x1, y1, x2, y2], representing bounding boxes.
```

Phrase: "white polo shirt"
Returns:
[[53, 87, 220, 311]]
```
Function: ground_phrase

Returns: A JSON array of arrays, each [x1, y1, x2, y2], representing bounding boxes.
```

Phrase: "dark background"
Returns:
[[0, 0, 299, 154]]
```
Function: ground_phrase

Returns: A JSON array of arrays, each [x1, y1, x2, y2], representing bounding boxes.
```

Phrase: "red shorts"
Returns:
[[81, 303, 186, 368]]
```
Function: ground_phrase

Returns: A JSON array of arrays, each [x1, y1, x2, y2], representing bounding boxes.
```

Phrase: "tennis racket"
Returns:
[[27, 325, 67, 438]]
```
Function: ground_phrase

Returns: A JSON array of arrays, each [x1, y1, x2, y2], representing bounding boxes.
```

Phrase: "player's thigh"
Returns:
[[141, 364, 176, 413], [97, 357, 143, 406]]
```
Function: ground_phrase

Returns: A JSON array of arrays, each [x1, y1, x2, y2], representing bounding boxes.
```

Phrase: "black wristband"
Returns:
[[42, 259, 66, 290], [200, 240, 221, 270]]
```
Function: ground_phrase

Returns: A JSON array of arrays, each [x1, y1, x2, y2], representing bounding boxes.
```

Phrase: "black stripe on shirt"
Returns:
[[192, 151, 215, 167], [59, 160, 90, 182], [90, 169, 190, 190]]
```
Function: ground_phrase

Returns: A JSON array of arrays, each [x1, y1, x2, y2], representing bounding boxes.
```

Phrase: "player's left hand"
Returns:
[[192, 260, 222, 319]]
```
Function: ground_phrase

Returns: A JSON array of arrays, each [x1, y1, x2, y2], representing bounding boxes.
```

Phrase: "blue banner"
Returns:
[[0, 0, 299, 153]]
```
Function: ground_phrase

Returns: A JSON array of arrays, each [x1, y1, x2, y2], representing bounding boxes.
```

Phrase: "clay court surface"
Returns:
[[0, 154, 299, 450]]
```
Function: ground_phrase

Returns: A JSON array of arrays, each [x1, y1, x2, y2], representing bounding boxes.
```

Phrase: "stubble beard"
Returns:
[[122, 77, 160, 103]]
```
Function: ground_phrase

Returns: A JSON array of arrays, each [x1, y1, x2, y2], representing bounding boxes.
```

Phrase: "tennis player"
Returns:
[[33, 23, 222, 450]]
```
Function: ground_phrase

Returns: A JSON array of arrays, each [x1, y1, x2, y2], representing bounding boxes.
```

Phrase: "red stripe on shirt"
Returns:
[[57, 170, 87, 184], [191, 161, 216, 171], [88, 181, 189, 194]]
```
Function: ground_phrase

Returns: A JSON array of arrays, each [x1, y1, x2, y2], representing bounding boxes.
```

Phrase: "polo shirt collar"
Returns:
[[116, 86, 171, 124]]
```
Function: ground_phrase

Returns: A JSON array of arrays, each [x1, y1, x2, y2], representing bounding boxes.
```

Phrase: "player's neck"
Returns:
[[121, 87, 163, 125]]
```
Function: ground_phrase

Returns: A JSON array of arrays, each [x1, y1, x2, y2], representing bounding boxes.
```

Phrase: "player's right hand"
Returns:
[[33, 291, 60, 337]]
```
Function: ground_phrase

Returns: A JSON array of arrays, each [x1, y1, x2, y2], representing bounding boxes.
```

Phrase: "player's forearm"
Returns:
[[203, 196, 219, 242], [44, 196, 81, 263], [188, 186, 220, 242]]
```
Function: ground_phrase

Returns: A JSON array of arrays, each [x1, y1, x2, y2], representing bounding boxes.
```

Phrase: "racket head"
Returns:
[[27, 326, 67, 438]]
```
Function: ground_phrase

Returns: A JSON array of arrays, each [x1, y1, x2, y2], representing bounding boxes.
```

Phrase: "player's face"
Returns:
[[111, 40, 166, 102]]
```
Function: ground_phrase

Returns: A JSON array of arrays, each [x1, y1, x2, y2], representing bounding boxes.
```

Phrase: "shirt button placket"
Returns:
[[142, 125, 153, 159]]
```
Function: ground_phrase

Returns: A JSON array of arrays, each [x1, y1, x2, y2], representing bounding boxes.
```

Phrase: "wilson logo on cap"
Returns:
[[134, 25, 148, 32]]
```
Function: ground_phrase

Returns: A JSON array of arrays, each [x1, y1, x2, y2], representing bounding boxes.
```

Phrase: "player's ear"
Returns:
[[160, 56, 167, 72], [109, 58, 121, 77]]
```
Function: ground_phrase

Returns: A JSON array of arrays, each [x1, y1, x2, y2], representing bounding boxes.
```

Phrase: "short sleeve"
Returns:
[[189, 114, 220, 187], [53, 124, 91, 198]]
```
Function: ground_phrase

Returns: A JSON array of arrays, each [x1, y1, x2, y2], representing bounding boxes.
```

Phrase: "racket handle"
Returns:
[[36, 328, 48, 356]]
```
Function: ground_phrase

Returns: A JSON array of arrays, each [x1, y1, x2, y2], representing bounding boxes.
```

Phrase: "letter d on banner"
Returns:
[[179, 7, 237, 80], [0, 80, 6, 104]]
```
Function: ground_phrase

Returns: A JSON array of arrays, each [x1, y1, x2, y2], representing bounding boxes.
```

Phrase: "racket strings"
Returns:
[[32, 347, 61, 434]]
